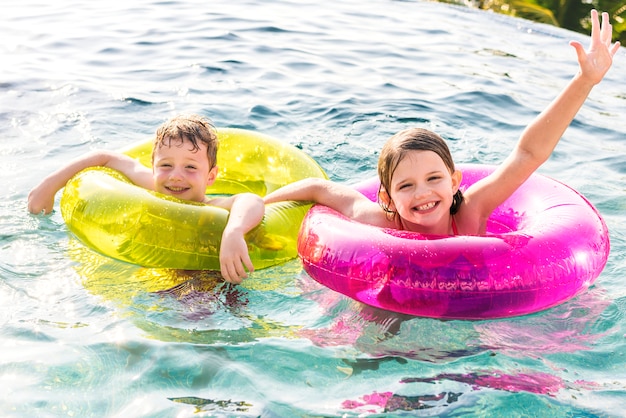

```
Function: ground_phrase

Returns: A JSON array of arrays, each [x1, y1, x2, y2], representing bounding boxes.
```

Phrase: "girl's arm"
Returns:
[[467, 10, 620, 223], [263, 177, 389, 226], [28, 151, 152, 214]]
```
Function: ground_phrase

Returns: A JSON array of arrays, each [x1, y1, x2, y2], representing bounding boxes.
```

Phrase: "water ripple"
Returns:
[[1, 0, 625, 416]]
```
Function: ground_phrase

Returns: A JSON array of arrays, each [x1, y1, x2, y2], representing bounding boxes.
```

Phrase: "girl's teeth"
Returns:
[[418, 202, 436, 211]]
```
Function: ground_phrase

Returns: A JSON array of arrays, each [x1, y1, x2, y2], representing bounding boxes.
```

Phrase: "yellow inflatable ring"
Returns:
[[60, 128, 328, 270]]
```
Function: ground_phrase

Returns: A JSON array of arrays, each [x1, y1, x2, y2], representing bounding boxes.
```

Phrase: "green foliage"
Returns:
[[481, 0, 558, 25], [452, 0, 624, 42]]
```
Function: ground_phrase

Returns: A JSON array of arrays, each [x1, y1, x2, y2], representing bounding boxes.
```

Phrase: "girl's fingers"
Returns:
[[590, 9, 600, 43], [610, 41, 621, 56], [601, 12, 612, 45]]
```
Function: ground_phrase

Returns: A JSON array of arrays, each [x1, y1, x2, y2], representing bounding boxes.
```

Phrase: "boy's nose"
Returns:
[[169, 167, 184, 180]]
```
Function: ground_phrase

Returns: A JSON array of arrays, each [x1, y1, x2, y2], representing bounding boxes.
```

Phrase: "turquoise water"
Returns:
[[2, 0, 626, 416]]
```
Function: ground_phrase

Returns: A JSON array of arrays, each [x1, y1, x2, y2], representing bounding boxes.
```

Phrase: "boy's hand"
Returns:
[[219, 231, 254, 284], [27, 181, 56, 214], [570, 10, 621, 86], [212, 192, 264, 284]]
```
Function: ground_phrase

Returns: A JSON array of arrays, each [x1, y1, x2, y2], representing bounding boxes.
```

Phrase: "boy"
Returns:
[[28, 114, 264, 284]]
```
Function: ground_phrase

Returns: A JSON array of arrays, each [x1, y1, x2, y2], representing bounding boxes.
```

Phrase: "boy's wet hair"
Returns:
[[377, 127, 464, 219], [152, 114, 219, 169]]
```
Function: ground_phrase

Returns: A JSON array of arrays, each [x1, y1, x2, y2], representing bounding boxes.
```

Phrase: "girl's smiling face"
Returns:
[[152, 139, 217, 203], [386, 150, 461, 234]]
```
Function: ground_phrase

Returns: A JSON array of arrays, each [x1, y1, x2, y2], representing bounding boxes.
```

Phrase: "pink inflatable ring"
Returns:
[[298, 164, 610, 319]]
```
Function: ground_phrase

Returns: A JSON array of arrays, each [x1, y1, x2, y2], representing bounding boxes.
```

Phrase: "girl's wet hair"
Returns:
[[152, 114, 219, 169], [377, 127, 464, 219]]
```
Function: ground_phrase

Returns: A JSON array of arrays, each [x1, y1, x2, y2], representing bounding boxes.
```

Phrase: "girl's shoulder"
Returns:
[[351, 198, 397, 229], [454, 192, 490, 235]]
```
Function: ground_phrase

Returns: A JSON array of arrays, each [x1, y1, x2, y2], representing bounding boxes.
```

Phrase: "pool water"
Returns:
[[2, 0, 626, 416]]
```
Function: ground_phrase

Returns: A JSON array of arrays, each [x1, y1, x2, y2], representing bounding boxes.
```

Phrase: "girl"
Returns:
[[264, 10, 620, 237]]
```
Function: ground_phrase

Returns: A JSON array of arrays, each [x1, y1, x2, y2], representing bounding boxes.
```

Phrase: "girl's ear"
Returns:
[[378, 186, 396, 212], [452, 169, 462, 193], [206, 165, 218, 186]]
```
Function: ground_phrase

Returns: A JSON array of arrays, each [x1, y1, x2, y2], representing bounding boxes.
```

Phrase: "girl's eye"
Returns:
[[428, 175, 442, 182], [399, 183, 412, 190]]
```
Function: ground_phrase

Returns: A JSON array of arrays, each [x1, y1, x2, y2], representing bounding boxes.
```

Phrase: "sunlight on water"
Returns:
[[1, 0, 626, 416]]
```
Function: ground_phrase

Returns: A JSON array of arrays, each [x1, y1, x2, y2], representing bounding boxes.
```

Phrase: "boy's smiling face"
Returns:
[[152, 137, 217, 203]]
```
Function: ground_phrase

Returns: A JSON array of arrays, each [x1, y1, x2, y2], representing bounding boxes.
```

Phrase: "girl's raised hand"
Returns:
[[570, 10, 621, 85]]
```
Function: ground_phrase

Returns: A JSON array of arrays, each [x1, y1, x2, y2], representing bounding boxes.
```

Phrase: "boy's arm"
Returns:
[[469, 10, 620, 218], [28, 150, 152, 214], [210, 193, 265, 284]]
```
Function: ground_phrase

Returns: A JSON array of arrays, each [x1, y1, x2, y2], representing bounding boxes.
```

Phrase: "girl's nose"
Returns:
[[414, 184, 431, 199]]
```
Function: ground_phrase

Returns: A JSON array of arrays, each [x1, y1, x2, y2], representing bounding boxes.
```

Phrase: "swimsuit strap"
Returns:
[[451, 216, 458, 236]]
